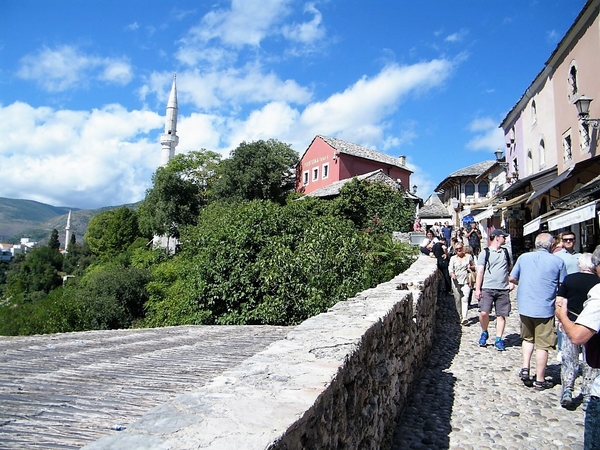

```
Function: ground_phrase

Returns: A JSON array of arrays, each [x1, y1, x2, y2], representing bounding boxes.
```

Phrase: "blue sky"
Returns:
[[0, 0, 586, 209]]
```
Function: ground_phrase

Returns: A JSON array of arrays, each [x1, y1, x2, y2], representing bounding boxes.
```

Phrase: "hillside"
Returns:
[[0, 197, 138, 246]]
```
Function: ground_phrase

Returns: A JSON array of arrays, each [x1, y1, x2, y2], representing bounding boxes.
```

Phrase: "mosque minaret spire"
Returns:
[[160, 73, 179, 166]]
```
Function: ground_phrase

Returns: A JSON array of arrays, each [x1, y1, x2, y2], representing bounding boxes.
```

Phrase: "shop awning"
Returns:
[[548, 201, 597, 231], [552, 174, 600, 209], [471, 192, 530, 222], [473, 208, 494, 222], [494, 192, 531, 209], [522, 209, 565, 236], [527, 166, 574, 203]]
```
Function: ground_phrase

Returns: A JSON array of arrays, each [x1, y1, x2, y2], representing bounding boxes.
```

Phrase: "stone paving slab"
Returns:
[[391, 291, 586, 450], [0, 325, 289, 450]]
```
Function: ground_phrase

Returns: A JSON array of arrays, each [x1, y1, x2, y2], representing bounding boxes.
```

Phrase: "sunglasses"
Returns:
[[562, 238, 575, 242]]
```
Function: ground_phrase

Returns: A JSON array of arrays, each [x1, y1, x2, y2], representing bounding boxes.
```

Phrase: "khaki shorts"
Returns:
[[478, 289, 511, 317], [520, 315, 556, 351]]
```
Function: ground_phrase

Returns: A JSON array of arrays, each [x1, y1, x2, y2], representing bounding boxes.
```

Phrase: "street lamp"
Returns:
[[494, 149, 508, 169], [574, 95, 600, 128]]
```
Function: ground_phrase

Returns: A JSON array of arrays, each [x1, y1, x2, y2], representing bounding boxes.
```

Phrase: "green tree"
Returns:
[[141, 197, 414, 328], [3, 244, 63, 303], [138, 150, 221, 239], [212, 139, 299, 204], [62, 240, 96, 276], [333, 179, 414, 233], [48, 229, 60, 251], [84, 207, 143, 257]]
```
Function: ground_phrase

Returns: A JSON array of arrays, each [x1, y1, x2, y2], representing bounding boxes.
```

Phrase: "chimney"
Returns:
[[398, 155, 406, 166]]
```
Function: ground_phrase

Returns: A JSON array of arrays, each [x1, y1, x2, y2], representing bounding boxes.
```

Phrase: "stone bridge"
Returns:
[[0, 256, 439, 449]]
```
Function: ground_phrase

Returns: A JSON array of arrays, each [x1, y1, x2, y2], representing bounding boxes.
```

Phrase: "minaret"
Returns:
[[64, 210, 71, 252], [160, 73, 179, 166]]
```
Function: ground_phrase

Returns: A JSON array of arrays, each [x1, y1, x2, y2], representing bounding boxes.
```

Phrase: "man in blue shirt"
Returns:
[[510, 233, 567, 390], [555, 230, 581, 275]]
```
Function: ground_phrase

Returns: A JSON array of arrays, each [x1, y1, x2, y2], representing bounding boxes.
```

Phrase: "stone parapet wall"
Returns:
[[84, 256, 440, 450]]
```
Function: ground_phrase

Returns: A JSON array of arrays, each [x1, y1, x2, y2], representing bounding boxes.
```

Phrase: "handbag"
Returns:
[[467, 269, 476, 287]]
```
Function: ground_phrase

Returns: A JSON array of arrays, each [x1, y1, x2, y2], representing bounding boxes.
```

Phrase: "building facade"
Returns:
[[498, 0, 600, 254], [296, 135, 412, 195]]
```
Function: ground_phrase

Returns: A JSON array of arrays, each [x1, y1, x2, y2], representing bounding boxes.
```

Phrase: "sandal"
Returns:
[[518, 368, 533, 387], [533, 380, 553, 390]]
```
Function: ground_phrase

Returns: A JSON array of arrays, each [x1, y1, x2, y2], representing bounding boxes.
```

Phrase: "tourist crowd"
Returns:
[[415, 219, 600, 450]]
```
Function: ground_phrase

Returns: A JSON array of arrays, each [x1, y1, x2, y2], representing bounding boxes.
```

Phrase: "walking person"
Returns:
[[509, 233, 566, 390], [449, 243, 475, 325], [556, 253, 600, 408], [431, 236, 451, 295], [555, 245, 600, 450], [555, 230, 581, 274], [442, 221, 453, 249], [466, 222, 482, 257], [474, 229, 514, 350]]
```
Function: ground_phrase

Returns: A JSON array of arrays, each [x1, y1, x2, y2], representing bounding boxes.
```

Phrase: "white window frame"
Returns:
[[322, 163, 329, 180], [312, 167, 319, 181], [303, 170, 309, 186]]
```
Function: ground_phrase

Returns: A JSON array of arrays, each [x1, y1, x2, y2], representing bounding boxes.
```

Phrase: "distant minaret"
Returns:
[[160, 73, 179, 166], [64, 210, 71, 252]]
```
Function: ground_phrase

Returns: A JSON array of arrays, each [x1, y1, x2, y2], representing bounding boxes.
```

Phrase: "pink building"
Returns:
[[498, 0, 600, 254], [296, 135, 412, 195]]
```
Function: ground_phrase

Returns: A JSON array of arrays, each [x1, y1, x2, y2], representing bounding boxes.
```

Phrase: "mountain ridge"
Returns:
[[0, 197, 138, 246]]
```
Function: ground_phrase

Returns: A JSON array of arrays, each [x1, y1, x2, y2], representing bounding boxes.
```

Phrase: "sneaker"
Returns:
[[494, 338, 506, 351], [479, 331, 489, 347], [560, 390, 573, 408]]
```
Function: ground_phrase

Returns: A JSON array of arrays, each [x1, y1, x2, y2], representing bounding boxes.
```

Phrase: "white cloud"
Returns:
[[17, 46, 133, 92], [298, 60, 453, 142], [3, 56, 455, 209], [188, 0, 292, 48], [281, 3, 325, 44], [0, 102, 162, 208], [99, 61, 134, 85], [465, 117, 504, 152], [142, 67, 312, 111], [445, 29, 469, 43]]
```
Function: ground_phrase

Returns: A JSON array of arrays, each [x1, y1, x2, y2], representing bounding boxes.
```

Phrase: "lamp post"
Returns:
[[574, 95, 600, 128]]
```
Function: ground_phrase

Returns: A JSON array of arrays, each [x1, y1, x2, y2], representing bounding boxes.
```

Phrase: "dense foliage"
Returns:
[[137, 150, 221, 239], [211, 139, 299, 204], [0, 139, 417, 335]]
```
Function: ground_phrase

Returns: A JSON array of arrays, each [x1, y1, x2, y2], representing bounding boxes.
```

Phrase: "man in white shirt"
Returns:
[[556, 245, 600, 450]]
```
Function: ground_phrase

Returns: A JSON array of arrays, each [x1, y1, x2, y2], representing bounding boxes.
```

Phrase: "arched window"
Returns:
[[465, 181, 475, 196], [531, 100, 537, 123], [527, 150, 533, 176], [539, 139, 546, 168], [569, 64, 578, 97], [478, 180, 489, 197]]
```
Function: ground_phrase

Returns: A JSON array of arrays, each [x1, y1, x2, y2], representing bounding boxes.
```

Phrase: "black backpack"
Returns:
[[483, 247, 511, 273]]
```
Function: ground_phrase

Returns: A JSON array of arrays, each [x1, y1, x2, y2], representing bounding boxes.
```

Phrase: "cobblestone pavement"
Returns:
[[391, 291, 587, 450]]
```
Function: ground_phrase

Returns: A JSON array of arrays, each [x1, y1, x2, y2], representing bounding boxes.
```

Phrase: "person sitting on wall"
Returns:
[[420, 230, 438, 256]]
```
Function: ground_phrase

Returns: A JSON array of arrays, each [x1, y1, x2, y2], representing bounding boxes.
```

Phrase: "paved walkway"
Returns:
[[0, 325, 288, 449], [391, 290, 586, 449]]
